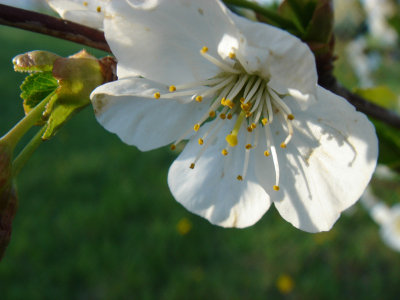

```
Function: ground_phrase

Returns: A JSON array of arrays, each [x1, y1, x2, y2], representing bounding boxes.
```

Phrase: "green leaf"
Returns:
[[374, 119, 400, 172], [302, 0, 333, 44], [279, 0, 318, 34], [20, 72, 59, 113], [354, 86, 398, 110]]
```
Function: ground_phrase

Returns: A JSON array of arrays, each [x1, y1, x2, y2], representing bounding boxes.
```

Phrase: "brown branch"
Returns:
[[327, 81, 400, 129], [0, 4, 110, 53], [1, 5, 400, 128]]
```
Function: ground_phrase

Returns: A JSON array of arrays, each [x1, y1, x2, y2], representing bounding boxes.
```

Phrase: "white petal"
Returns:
[[47, 0, 106, 29], [90, 77, 210, 151], [380, 205, 400, 252], [228, 12, 318, 95], [103, 0, 240, 83], [168, 119, 272, 228], [256, 86, 378, 232]]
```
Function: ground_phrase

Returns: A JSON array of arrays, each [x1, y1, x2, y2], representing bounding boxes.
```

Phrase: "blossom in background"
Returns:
[[46, 0, 108, 29], [50, 0, 378, 232], [361, 188, 400, 252]]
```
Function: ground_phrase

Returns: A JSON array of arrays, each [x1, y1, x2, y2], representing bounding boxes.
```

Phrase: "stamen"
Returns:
[[243, 76, 257, 99], [253, 101, 264, 125], [170, 144, 176, 150], [279, 110, 294, 146], [226, 74, 249, 101], [262, 118, 268, 126], [200, 47, 241, 74], [264, 150, 270, 156], [268, 87, 293, 116], [227, 113, 233, 120], [195, 96, 203, 102], [83, 1, 88, 6], [288, 114, 295, 120], [222, 149, 228, 156], [154, 92, 160, 99], [209, 110, 216, 118], [200, 75, 237, 98], [198, 138, 204, 145], [96, 6, 101, 12], [190, 163, 195, 169], [237, 175, 243, 181], [241, 132, 252, 180], [193, 124, 200, 131], [265, 92, 274, 123], [250, 83, 266, 114], [244, 77, 262, 102], [273, 185, 280, 191], [174, 77, 227, 90], [169, 85, 176, 92], [228, 52, 236, 59], [264, 124, 281, 189]]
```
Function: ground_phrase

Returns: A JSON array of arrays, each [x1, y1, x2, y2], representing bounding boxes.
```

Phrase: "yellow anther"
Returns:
[[221, 149, 228, 156], [237, 175, 243, 181], [228, 52, 236, 59], [241, 103, 250, 111], [261, 118, 268, 125], [240, 97, 245, 103], [288, 114, 295, 120], [83, 1, 88, 6], [251, 123, 257, 129], [280, 142, 287, 149], [247, 127, 253, 132], [198, 138, 204, 145], [226, 134, 238, 147], [201, 46, 209, 53], [245, 144, 252, 150], [220, 113, 226, 120], [264, 150, 270, 157], [220, 97, 226, 105], [209, 110, 216, 118], [273, 185, 280, 191], [169, 85, 176, 92], [246, 112, 252, 118], [154, 92, 161, 99], [190, 163, 195, 169], [193, 124, 200, 131], [170, 144, 176, 150], [225, 99, 234, 109], [195, 95, 203, 102], [96, 6, 101, 12], [227, 113, 232, 120]]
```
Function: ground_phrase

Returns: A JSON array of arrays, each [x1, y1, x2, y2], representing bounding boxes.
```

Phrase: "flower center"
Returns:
[[155, 47, 296, 191]]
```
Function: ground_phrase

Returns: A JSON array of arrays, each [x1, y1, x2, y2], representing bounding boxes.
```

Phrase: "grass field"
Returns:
[[0, 25, 400, 300]]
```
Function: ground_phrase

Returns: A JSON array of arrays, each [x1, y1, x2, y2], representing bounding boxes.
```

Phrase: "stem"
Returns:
[[0, 91, 55, 150], [12, 125, 47, 177], [223, 0, 295, 29], [0, 4, 110, 53]]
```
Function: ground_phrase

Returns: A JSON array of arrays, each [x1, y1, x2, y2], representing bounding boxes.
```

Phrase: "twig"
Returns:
[[0, 4, 110, 53], [1, 5, 400, 128]]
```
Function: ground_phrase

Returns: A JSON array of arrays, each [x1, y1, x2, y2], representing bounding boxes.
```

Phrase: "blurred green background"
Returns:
[[1, 6, 400, 300]]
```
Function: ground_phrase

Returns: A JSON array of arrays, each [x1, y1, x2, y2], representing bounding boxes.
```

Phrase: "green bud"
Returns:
[[13, 50, 61, 73]]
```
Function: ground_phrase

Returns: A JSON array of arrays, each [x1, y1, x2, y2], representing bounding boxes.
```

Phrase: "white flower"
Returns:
[[379, 205, 400, 252], [362, 188, 400, 252], [46, 0, 108, 29], [69, 0, 377, 232]]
